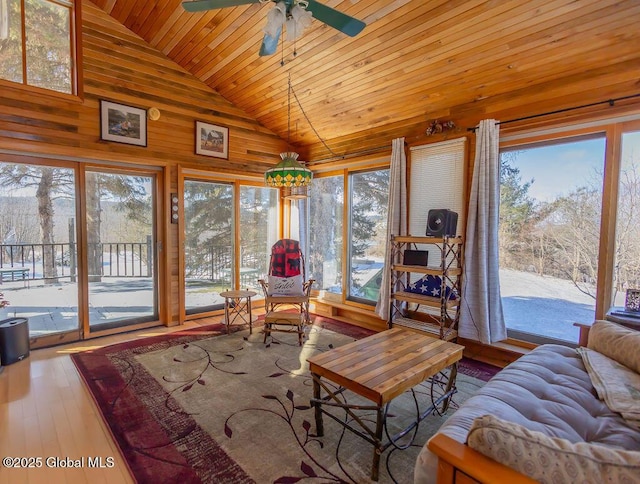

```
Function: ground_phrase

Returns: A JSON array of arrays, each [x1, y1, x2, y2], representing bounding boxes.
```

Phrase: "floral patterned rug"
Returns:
[[71, 316, 496, 483]]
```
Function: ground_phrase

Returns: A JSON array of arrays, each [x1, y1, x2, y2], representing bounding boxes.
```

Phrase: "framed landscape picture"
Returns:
[[100, 100, 147, 147], [196, 121, 229, 159]]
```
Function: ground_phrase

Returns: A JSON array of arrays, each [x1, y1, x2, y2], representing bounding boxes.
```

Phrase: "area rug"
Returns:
[[71, 316, 498, 483]]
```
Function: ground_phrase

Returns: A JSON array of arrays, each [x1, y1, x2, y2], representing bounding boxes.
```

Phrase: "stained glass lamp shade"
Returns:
[[265, 151, 313, 188]]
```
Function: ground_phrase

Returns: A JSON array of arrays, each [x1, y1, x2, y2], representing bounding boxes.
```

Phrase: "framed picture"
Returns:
[[196, 121, 229, 159], [100, 100, 147, 147]]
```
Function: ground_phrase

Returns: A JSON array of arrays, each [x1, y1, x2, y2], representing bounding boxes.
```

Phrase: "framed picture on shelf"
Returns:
[[196, 121, 229, 159], [100, 100, 147, 147]]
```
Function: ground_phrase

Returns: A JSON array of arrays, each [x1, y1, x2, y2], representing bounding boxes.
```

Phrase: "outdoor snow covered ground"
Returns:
[[1, 269, 597, 344], [500, 268, 595, 342]]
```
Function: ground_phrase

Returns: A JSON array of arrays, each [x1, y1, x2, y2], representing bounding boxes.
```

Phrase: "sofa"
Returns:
[[415, 319, 640, 483]]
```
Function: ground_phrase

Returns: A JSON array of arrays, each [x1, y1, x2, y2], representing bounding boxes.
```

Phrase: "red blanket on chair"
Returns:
[[270, 239, 302, 277]]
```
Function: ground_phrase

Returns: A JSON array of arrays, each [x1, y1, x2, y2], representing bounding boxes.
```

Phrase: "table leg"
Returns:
[[371, 405, 384, 481], [224, 298, 230, 334], [247, 297, 253, 335], [312, 373, 324, 437]]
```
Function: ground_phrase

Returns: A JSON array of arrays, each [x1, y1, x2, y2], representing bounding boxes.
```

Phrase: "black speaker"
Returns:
[[426, 209, 458, 237], [0, 317, 30, 366]]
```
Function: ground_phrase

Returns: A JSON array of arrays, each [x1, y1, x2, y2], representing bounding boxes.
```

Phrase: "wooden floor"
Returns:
[[0, 316, 222, 484]]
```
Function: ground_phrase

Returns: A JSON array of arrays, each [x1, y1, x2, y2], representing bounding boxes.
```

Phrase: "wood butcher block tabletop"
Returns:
[[307, 328, 464, 406]]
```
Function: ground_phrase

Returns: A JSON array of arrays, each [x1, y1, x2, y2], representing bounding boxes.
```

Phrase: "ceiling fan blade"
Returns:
[[306, 0, 365, 37], [182, 0, 261, 12], [259, 27, 281, 56]]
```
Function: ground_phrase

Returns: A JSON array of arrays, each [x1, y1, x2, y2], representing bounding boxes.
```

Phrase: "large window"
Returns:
[[499, 135, 606, 344], [240, 185, 279, 294], [184, 180, 234, 313], [347, 169, 389, 304], [0, 0, 76, 94], [308, 175, 344, 294]]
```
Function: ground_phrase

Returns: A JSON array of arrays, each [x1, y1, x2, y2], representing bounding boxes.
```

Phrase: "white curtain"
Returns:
[[458, 120, 507, 343], [375, 138, 407, 320]]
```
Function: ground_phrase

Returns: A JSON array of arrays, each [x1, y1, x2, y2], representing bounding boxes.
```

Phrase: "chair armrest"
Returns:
[[258, 279, 268, 299], [303, 278, 315, 296], [427, 434, 536, 484]]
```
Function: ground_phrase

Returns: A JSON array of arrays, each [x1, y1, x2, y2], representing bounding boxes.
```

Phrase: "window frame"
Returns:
[[305, 160, 390, 310], [0, 0, 82, 98], [178, 168, 281, 321], [498, 118, 640, 345]]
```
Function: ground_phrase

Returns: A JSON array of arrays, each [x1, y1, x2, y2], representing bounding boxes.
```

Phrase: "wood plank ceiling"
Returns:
[[92, 0, 640, 163]]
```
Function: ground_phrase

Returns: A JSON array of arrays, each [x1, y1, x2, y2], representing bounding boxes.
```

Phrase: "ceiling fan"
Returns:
[[182, 0, 366, 56]]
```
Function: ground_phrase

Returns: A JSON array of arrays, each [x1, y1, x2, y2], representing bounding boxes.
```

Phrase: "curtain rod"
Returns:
[[466, 93, 640, 132], [309, 141, 409, 165]]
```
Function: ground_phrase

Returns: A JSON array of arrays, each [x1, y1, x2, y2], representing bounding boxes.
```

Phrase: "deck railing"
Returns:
[[0, 240, 265, 283], [0, 239, 154, 281]]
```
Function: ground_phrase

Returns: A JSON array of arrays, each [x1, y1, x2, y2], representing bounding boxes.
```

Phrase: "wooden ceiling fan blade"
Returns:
[[306, 0, 365, 37], [259, 27, 281, 56], [182, 0, 261, 12]]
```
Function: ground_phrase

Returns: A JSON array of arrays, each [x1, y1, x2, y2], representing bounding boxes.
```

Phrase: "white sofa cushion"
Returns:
[[467, 414, 640, 483]]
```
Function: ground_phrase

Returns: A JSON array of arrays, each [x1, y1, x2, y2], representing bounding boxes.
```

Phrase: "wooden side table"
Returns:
[[219, 290, 257, 334]]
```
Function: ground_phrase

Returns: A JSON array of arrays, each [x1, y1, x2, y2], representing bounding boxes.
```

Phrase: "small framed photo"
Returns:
[[196, 121, 229, 159], [100, 100, 147, 147]]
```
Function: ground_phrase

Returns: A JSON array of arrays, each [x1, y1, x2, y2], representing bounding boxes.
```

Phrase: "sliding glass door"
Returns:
[[85, 169, 158, 331], [0, 160, 79, 342]]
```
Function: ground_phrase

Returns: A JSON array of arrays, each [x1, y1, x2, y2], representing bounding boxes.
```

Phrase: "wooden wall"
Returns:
[[0, 0, 288, 324]]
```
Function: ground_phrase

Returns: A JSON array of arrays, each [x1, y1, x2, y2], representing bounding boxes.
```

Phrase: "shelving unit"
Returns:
[[388, 235, 463, 341]]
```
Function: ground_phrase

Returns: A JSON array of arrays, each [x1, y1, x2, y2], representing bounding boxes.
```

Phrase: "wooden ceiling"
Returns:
[[92, 0, 640, 162]]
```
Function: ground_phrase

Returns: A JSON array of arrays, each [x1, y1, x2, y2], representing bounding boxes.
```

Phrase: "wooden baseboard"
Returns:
[[311, 299, 387, 332], [458, 337, 529, 368]]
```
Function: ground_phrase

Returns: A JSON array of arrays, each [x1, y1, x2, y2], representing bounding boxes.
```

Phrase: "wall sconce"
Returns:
[[171, 193, 179, 224]]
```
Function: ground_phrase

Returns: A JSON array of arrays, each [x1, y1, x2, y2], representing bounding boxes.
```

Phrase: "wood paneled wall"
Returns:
[[0, 1, 288, 324]]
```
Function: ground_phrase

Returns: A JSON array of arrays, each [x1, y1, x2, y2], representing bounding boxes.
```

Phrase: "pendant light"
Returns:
[[264, 75, 313, 190]]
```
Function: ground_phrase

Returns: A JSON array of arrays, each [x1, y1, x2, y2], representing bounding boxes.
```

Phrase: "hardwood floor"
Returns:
[[0, 317, 222, 484]]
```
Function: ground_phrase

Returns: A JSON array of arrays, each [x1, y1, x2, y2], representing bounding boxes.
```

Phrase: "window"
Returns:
[[184, 180, 234, 313], [0, 0, 76, 94], [611, 130, 640, 308], [347, 169, 389, 304], [308, 175, 344, 294], [409, 138, 466, 237], [240, 185, 279, 294], [499, 135, 606, 344]]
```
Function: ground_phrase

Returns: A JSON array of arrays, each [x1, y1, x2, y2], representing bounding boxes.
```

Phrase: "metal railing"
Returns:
[[1, 240, 267, 284], [0, 237, 153, 282]]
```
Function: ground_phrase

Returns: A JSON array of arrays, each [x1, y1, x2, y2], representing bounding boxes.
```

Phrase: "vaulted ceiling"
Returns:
[[93, 0, 640, 162]]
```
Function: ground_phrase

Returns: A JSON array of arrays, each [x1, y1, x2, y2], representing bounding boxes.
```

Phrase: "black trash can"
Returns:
[[0, 317, 30, 365]]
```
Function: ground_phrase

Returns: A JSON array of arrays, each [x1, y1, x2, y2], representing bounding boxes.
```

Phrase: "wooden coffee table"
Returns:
[[307, 327, 464, 481]]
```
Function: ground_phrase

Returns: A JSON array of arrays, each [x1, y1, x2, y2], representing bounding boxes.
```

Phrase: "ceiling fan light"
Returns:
[[286, 4, 312, 41], [264, 1, 286, 37]]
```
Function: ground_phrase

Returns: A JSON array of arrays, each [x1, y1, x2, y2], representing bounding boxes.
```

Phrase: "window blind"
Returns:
[[409, 137, 466, 237]]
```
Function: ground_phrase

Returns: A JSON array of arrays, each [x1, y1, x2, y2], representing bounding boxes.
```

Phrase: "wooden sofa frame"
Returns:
[[427, 434, 536, 484]]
